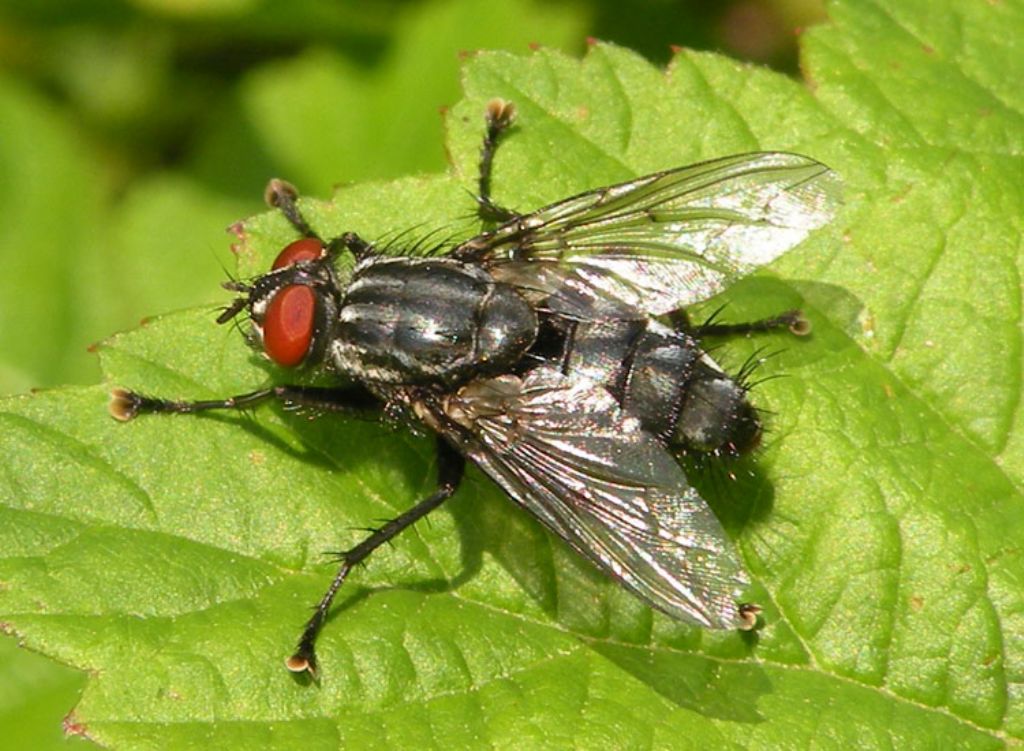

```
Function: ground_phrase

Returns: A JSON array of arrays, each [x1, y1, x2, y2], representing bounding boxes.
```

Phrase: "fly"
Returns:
[[109, 99, 842, 677]]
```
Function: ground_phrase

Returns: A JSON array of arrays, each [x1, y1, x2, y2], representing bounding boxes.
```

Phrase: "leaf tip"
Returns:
[[62, 711, 90, 739]]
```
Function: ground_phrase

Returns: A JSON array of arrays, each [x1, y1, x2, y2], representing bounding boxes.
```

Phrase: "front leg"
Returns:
[[263, 178, 377, 260], [110, 383, 380, 421]]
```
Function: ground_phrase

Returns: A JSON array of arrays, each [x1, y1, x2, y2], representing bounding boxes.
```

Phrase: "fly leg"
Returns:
[[669, 308, 811, 340], [264, 178, 319, 239], [263, 178, 377, 260], [109, 384, 380, 421], [476, 98, 520, 224], [287, 437, 465, 677]]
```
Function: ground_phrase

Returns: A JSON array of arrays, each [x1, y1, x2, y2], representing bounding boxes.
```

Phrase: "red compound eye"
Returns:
[[263, 284, 316, 367], [272, 237, 324, 270]]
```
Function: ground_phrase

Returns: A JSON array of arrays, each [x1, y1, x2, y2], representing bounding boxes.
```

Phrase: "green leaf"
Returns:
[[3, 1, 1023, 748], [239, 0, 587, 194], [0, 636, 88, 749], [0, 73, 107, 393], [0, 72, 255, 394]]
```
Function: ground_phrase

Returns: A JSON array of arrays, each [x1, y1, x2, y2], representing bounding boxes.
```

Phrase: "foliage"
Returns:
[[1, 0, 1021, 747]]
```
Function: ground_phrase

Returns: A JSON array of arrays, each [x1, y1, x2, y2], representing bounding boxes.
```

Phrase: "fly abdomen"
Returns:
[[333, 257, 536, 386], [561, 319, 647, 391], [619, 329, 700, 441], [560, 318, 761, 457], [672, 360, 762, 456]]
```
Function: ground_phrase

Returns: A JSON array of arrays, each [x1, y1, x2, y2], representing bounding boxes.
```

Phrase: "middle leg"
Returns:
[[286, 436, 466, 677], [475, 98, 520, 224]]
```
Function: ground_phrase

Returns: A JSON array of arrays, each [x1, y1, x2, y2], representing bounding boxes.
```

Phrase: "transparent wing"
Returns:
[[454, 152, 842, 319], [440, 367, 750, 627]]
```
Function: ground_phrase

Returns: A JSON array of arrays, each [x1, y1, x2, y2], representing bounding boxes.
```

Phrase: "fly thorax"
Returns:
[[331, 258, 536, 386]]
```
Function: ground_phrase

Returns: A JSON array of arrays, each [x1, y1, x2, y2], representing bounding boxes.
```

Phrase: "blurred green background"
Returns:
[[0, 0, 824, 746]]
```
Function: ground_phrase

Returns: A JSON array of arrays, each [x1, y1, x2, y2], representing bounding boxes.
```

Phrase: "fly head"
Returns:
[[219, 237, 343, 370]]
